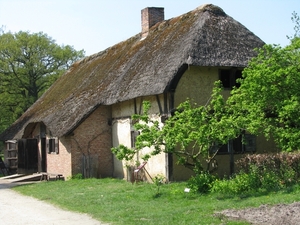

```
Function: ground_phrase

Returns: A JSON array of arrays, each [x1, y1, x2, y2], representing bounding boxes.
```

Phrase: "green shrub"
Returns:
[[211, 152, 300, 195], [236, 152, 300, 185], [281, 166, 296, 186], [153, 174, 166, 196], [260, 169, 281, 191], [211, 164, 282, 194], [211, 169, 258, 195], [187, 171, 216, 193], [231, 168, 260, 193], [211, 177, 233, 194], [71, 173, 83, 180]]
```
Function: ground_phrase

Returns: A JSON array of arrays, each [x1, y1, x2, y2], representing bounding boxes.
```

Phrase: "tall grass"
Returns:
[[13, 178, 300, 225]]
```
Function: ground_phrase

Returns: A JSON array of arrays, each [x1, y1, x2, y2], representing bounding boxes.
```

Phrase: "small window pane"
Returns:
[[47, 138, 59, 154], [220, 70, 231, 88]]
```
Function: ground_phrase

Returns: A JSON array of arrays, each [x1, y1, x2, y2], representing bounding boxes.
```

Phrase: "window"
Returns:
[[244, 134, 256, 152], [131, 130, 140, 148], [217, 135, 243, 154], [211, 134, 256, 155], [219, 69, 242, 89], [47, 137, 59, 154]]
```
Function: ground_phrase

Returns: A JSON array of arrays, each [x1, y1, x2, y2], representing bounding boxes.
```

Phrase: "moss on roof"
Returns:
[[0, 4, 264, 140]]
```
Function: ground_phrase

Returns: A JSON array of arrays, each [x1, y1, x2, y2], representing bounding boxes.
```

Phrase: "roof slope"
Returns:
[[0, 4, 264, 140]]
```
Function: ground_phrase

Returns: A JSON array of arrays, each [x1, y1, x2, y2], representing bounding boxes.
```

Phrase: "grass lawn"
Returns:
[[13, 178, 300, 225]]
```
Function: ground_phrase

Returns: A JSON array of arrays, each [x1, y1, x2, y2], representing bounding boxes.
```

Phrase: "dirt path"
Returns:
[[0, 181, 106, 225], [217, 202, 300, 224]]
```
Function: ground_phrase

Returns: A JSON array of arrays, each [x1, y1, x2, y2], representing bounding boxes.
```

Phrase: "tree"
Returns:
[[0, 31, 85, 130], [288, 11, 300, 41], [112, 82, 241, 173], [228, 13, 300, 151]]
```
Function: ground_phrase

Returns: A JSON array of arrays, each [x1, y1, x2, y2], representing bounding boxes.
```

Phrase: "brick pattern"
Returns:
[[46, 137, 72, 177], [70, 105, 113, 178], [141, 7, 164, 38]]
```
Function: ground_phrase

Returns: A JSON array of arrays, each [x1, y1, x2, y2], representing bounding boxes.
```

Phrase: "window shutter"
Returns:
[[46, 139, 50, 154], [55, 138, 59, 154]]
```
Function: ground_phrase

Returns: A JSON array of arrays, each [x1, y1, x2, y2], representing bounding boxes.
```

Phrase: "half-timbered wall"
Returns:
[[112, 95, 167, 181], [172, 66, 279, 180]]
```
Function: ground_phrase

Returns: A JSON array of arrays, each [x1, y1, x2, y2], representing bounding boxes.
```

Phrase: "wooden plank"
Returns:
[[0, 174, 25, 180], [10, 174, 42, 183]]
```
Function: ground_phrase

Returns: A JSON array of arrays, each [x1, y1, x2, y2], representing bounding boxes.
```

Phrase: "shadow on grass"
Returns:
[[152, 193, 162, 198]]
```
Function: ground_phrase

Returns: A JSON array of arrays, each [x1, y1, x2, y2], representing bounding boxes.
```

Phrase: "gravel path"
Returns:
[[0, 180, 106, 225]]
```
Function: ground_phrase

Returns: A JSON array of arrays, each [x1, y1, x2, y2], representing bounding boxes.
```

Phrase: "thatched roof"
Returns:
[[0, 4, 264, 141]]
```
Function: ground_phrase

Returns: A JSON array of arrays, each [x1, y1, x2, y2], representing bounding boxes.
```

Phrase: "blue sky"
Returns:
[[1, 0, 299, 55]]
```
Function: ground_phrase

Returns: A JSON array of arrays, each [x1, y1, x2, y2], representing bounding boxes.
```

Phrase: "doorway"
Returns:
[[18, 139, 38, 174], [41, 138, 47, 172]]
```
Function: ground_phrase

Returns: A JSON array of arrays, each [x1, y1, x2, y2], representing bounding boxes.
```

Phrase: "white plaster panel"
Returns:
[[174, 66, 219, 107], [112, 118, 131, 178]]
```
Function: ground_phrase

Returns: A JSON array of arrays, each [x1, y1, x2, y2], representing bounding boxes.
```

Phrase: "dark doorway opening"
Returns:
[[41, 138, 47, 172], [18, 138, 38, 174]]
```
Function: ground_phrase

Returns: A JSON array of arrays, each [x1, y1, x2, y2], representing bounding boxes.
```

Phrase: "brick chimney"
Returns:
[[141, 7, 164, 39]]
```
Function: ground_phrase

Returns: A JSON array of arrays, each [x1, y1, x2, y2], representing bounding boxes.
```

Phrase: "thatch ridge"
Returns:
[[0, 4, 264, 140]]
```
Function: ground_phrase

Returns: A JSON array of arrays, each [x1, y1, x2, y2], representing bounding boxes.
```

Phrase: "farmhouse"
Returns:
[[0, 4, 277, 181]]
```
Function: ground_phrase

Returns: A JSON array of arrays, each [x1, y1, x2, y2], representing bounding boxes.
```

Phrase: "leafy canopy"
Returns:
[[0, 31, 85, 132], [229, 15, 300, 151]]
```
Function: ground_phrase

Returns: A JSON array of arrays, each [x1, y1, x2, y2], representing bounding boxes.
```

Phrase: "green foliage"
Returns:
[[260, 169, 281, 191], [211, 166, 271, 195], [0, 31, 85, 132], [112, 82, 241, 173], [288, 11, 300, 41], [228, 13, 300, 151], [236, 152, 300, 187], [212, 167, 255, 195], [70, 173, 83, 180], [111, 144, 137, 161], [212, 152, 300, 195], [187, 171, 216, 193], [153, 174, 166, 196]]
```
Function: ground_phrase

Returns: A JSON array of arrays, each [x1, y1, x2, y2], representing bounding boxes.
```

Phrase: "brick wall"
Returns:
[[70, 105, 113, 178], [46, 137, 72, 177]]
